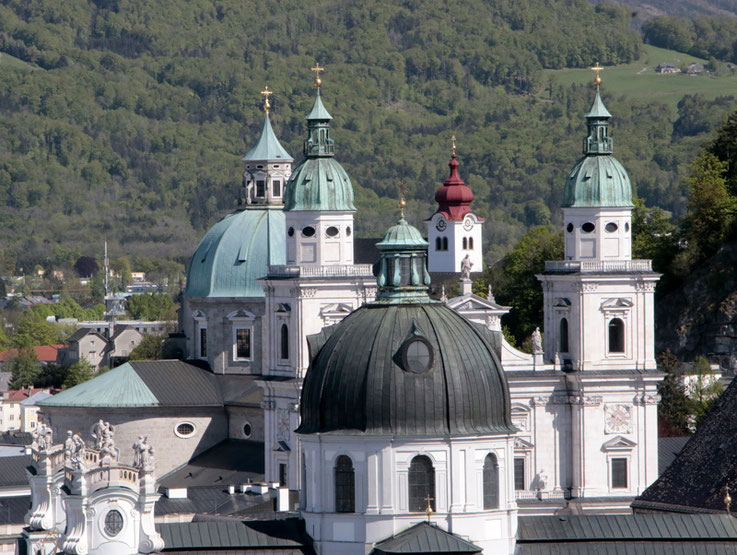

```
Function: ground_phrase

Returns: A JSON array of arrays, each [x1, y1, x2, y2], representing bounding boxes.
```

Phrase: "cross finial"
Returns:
[[261, 86, 272, 114], [424, 495, 434, 522], [590, 61, 604, 88], [397, 180, 407, 218], [726, 485, 732, 514], [451, 134, 456, 156], [311, 63, 325, 88]]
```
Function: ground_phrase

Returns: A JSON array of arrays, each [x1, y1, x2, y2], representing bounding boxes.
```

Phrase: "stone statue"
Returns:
[[132, 435, 145, 467], [537, 468, 548, 491], [33, 422, 53, 452], [487, 284, 495, 303], [63, 430, 75, 463], [460, 254, 473, 281], [532, 326, 543, 354], [92, 420, 114, 450], [440, 285, 447, 303], [134, 436, 155, 472], [99, 425, 119, 465], [69, 433, 86, 470]]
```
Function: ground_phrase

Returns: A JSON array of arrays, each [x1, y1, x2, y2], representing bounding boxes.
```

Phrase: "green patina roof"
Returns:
[[306, 89, 332, 120], [242, 114, 293, 162], [39, 363, 157, 407], [283, 157, 355, 211], [377, 217, 428, 249], [185, 208, 285, 298], [585, 89, 612, 119], [39, 361, 222, 408], [563, 155, 633, 208]]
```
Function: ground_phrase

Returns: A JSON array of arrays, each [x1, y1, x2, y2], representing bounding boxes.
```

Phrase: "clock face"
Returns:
[[436, 218, 447, 232], [463, 218, 473, 231]]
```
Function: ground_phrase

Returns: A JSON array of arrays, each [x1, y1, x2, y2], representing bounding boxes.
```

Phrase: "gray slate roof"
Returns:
[[658, 436, 689, 475], [371, 522, 481, 554], [157, 518, 312, 553], [516, 514, 737, 554], [0, 431, 33, 446], [0, 495, 29, 525], [298, 303, 514, 436], [159, 439, 264, 489], [0, 455, 32, 488], [633, 374, 737, 513]]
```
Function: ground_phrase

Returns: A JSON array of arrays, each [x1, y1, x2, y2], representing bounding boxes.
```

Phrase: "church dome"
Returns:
[[184, 208, 285, 298], [297, 216, 514, 436], [283, 89, 355, 212], [562, 155, 633, 208], [434, 152, 475, 221]]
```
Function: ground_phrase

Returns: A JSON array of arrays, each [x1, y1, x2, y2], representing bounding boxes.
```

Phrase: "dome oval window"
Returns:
[[625, 222, 630, 232], [302, 226, 316, 237], [175, 422, 196, 438], [581, 222, 595, 233], [402, 337, 434, 374], [326, 226, 340, 238], [288, 227, 294, 237], [243, 422, 252, 439], [346, 226, 352, 237], [104, 509, 124, 537], [566, 223, 574, 233], [605, 222, 618, 233]]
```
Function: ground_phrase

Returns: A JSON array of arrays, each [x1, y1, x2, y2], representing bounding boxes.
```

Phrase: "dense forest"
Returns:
[[642, 15, 737, 63], [0, 0, 723, 273]]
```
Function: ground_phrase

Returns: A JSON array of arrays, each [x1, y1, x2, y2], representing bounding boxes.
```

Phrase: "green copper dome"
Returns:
[[562, 89, 633, 208], [242, 114, 293, 162], [283, 90, 355, 212], [184, 208, 285, 298]]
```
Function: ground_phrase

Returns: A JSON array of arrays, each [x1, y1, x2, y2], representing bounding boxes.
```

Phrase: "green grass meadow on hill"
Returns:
[[546, 45, 737, 109]]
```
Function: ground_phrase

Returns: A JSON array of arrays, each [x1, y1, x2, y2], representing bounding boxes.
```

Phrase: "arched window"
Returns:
[[436, 237, 441, 251], [608, 318, 624, 353], [280, 323, 289, 360], [469, 237, 474, 249], [442, 237, 448, 250], [559, 318, 569, 353], [462, 237, 468, 249], [334, 455, 355, 513], [408, 455, 435, 512], [483, 453, 499, 509]]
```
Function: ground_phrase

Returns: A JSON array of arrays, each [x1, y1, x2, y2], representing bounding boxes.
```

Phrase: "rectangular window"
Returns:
[[279, 463, 288, 487], [199, 328, 207, 358], [272, 180, 281, 197], [514, 457, 526, 490], [235, 328, 251, 359], [612, 458, 628, 489], [256, 180, 266, 197]]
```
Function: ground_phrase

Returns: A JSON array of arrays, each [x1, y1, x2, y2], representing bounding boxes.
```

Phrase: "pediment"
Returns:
[[319, 303, 353, 316], [602, 435, 637, 451], [600, 298, 634, 309], [554, 297, 571, 307], [192, 310, 206, 320], [447, 294, 507, 312], [226, 309, 256, 320], [514, 437, 535, 450], [275, 303, 291, 313]]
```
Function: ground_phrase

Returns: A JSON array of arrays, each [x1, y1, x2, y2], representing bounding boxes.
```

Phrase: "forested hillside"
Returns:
[[0, 0, 727, 271]]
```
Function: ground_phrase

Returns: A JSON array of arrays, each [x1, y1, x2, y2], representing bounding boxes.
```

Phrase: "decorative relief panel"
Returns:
[[633, 393, 661, 405], [605, 404, 632, 434], [276, 409, 290, 441]]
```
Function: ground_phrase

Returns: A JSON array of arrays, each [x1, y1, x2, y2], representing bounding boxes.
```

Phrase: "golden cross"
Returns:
[[311, 63, 325, 88], [397, 180, 407, 217], [451, 135, 456, 156], [726, 485, 732, 513], [590, 61, 604, 88], [424, 495, 434, 522], [261, 86, 272, 114]]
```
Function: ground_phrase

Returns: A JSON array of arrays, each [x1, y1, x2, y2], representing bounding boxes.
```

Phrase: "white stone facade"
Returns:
[[285, 210, 355, 266], [426, 212, 483, 274], [243, 160, 291, 206], [300, 434, 517, 555]]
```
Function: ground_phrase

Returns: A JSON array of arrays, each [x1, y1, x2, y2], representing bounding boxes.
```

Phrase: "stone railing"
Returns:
[[84, 466, 140, 493], [268, 264, 374, 279], [544, 260, 652, 273]]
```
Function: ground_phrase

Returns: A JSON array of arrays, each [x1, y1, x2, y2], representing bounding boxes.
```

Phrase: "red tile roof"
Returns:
[[4, 388, 48, 402], [0, 344, 63, 363]]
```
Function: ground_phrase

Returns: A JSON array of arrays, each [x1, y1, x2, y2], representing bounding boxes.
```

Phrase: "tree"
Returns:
[[11, 315, 63, 348], [686, 355, 723, 430], [63, 359, 95, 389], [631, 196, 678, 275], [128, 334, 164, 360], [8, 347, 41, 389], [657, 349, 691, 436], [74, 256, 99, 278], [126, 293, 176, 321]]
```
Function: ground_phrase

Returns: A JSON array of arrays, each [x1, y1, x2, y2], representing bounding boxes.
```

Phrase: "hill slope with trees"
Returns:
[[0, 0, 723, 272]]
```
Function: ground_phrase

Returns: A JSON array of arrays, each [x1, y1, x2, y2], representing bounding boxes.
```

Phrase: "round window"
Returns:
[[402, 338, 434, 374], [175, 422, 195, 438], [346, 226, 352, 237], [104, 509, 124, 537], [625, 222, 630, 232], [287, 227, 294, 237], [581, 222, 595, 233], [566, 223, 574, 233], [302, 226, 315, 237], [325, 226, 339, 237], [605, 222, 618, 232], [243, 422, 252, 439]]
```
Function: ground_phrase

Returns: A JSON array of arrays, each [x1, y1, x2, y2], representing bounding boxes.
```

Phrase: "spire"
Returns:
[[433, 137, 475, 221], [582, 64, 613, 155], [242, 88, 293, 162], [375, 205, 432, 304], [304, 63, 334, 157]]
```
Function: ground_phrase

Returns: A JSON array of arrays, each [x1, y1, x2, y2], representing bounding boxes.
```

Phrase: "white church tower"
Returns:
[[427, 140, 484, 274], [536, 67, 661, 502]]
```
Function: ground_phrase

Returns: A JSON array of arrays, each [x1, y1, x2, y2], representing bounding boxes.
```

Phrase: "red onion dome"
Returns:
[[434, 154, 474, 221]]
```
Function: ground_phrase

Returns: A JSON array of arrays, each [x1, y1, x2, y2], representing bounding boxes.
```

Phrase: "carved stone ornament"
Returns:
[[301, 288, 317, 298], [633, 393, 661, 405], [582, 283, 598, 292], [635, 281, 656, 292], [276, 409, 290, 441], [529, 396, 549, 407], [605, 404, 632, 434], [569, 395, 602, 406]]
